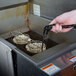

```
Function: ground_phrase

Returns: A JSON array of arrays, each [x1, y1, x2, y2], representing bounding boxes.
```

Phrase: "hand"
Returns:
[[49, 10, 76, 33]]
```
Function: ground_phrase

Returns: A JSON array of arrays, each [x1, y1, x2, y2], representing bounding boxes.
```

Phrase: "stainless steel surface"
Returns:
[[0, 40, 14, 76], [29, 14, 76, 43], [0, 26, 29, 39], [30, 0, 76, 19], [0, 38, 49, 76], [15, 43, 76, 76], [38, 43, 76, 68], [0, 0, 76, 76], [15, 48, 48, 76], [0, 0, 28, 9], [38, 43, 76, 76], [0, 1, 75, 42], [29, 0, 76, 43], [0, 4, 28, 35], [32, 43, 71, 64], [0, 37, 76, 76], [1, 14, 76, 43], [0, 3, 76, 43]]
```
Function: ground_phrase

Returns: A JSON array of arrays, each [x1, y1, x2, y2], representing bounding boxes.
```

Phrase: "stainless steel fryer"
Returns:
[[6, 30, 58, 56], [0, 0, 76, 76], [0, 14, 76, 76]]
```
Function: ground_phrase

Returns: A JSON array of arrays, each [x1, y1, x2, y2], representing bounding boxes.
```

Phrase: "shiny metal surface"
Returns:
[[16, 48, 48, 76], [0, 0, 28, 9], [0, 4, 29, 34], [0, 40, 14, 76], [29, 0, 76, 43], [30, 0, 76, 19], [1, 14, 76, 43], [38, 43, 76, 76], [29, 14, 76, 43], [0, 37, 76, 76], [0, 0, 76, 75]]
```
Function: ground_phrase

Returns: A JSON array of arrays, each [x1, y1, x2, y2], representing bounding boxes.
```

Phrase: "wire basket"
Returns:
[[13, 34, 31, 45], [26, 40, 46, 53]]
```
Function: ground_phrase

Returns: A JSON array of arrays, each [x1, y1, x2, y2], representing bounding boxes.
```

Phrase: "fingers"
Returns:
[[51, 24, 62, 33], [55, 24, 62, 33], [61, 28, 72, 32], [49, 13, 73, 33], [51, 24, 72, 33]]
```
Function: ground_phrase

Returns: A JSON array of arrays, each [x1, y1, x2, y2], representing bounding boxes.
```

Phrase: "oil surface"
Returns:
[[6, 31, 58, 56]]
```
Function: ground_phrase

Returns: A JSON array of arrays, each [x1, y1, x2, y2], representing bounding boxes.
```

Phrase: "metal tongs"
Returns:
[[43, 24, 76, 39]]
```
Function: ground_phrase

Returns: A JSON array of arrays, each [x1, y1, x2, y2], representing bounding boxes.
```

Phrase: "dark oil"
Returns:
[[6, 31, 58, 56]]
